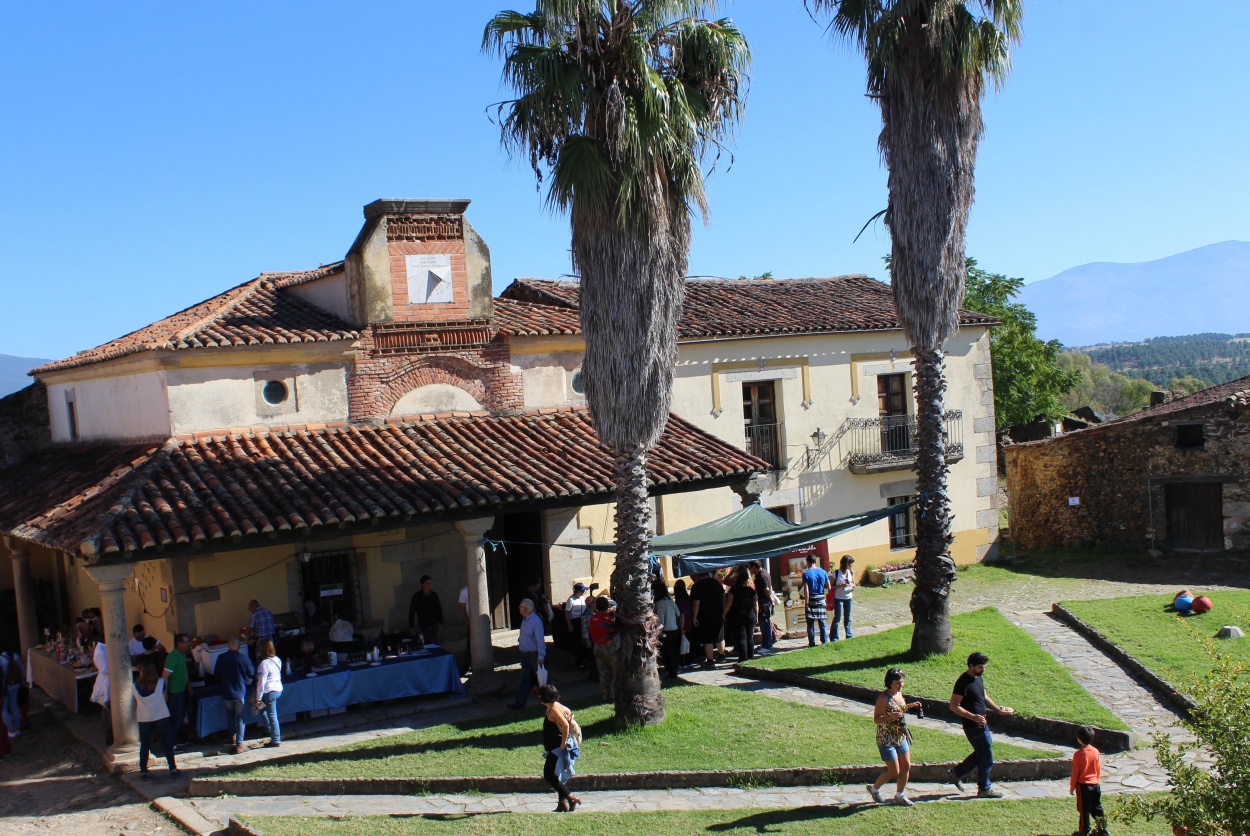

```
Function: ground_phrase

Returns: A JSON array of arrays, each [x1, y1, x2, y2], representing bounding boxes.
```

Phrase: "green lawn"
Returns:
[[745, 607, 1128, 730], [241, 797, 1170, 835], [1061, 591, 1250, 694], [215, 683, 1054, 781]]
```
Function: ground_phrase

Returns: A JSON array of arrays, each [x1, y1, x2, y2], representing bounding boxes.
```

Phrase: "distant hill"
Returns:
[[1079, 333, 1250, 388], [0, 355, 48, 398], [1018, 241, 1250, 346]]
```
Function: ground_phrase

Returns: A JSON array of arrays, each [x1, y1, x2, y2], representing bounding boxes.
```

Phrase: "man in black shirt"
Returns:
[[689, 572, 725, 669], [748, 562, 776, 653], [408, 575, 443, 646], [948, 651, 1014, 798]]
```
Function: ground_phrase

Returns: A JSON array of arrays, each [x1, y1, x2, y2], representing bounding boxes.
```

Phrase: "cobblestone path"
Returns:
[[0, 695, 172, 835]]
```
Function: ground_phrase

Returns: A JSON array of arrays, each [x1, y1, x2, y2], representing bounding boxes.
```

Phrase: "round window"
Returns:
[[570, 370, 586, 395], [262, 380, 289, 405]]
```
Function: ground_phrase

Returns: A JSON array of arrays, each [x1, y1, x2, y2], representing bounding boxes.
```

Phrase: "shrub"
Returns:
[[1116, 625, 1250, 836]]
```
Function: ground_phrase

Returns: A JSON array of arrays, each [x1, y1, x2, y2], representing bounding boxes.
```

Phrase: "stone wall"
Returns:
[[1004, 401, 1250, 551]]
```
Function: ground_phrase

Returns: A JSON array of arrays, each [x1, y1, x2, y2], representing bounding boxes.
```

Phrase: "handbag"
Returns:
[[679, 634, 690, 655], [536, 665, 549, 687]]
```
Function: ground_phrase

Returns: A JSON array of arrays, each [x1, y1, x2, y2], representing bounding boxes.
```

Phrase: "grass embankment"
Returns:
[[216, 683, 1053, 781], [1062, 591, 1250, 693], [241, 797, 1171, 836], [744, 607, 1127, 730]]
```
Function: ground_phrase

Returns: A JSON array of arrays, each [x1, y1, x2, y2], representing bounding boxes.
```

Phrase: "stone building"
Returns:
[[1004, 376, 1250, 552]]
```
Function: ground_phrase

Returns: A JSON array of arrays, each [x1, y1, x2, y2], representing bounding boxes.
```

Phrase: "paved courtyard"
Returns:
[[3, 551, 1246, 834]]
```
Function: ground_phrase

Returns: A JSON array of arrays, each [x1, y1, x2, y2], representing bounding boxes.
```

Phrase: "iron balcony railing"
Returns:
[[744, 422, 783, 470], [846, 411, 964, 474]]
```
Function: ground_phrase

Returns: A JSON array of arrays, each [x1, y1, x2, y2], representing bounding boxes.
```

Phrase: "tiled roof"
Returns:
[[1008, 374, 1250, 448], [491, 298, 582, 336], [0, 408, 767, 561], [497, 277, 999, 340], [32, 263, 358, 374]]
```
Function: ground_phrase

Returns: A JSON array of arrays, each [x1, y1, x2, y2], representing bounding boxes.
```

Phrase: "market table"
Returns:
[[192, 647, 465, 738], [28, 648, 97, 713]]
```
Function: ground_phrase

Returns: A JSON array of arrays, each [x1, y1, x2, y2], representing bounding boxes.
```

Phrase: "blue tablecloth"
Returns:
[[193, 648, 465, 737]]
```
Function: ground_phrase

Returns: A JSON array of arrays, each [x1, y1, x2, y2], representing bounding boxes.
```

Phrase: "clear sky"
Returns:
[[2, 1, 1247, 361]]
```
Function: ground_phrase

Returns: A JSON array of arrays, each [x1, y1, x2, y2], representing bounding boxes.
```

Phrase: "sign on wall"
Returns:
[[406, 254, 454, 305]]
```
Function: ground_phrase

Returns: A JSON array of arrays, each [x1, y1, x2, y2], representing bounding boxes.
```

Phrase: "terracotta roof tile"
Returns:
[[0, 408, 767, 560], [496, 277, 998, 339], [32, 263, 357, 374]]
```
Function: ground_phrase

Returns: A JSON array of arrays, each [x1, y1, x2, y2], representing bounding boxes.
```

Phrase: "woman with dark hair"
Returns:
[[133, 658, 178, 779], [832, 555, 856, 640], [673, 580, 693, 666], [252, 638, 284, 748], [868, 667, 922, 806], [722, 565, 758, 663], [538, 684, 581, 812], [654, 582, 682, 679]]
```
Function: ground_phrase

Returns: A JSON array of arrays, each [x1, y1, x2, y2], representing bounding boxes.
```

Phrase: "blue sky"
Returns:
[[2, 1, 1247, 361]]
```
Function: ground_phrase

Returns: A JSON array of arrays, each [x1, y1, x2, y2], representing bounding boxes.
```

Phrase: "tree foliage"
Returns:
[[1117, 630, 1250, 836], [1082, 333, 1250, 388], [960, 258, 1078, 427], [1057, 352, 1156, 418]]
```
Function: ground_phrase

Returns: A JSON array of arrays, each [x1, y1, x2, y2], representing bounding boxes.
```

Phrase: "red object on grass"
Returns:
[[1191, 596, 1213, 614]]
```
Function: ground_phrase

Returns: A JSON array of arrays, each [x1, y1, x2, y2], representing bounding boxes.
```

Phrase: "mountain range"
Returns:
[[0, 355, 48, 399], [1017, 241, 1250, 347]]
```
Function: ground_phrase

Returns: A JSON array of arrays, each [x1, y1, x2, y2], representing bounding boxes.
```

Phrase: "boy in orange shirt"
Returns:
[[1070, 726, 1108, 836]]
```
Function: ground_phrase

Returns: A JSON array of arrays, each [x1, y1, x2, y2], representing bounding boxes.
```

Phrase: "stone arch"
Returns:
[[391, 383, 484, 417], [375, 357, 489, 418]]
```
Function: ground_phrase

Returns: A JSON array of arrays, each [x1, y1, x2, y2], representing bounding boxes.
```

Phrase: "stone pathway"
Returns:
[[0, 695, 172, 835]]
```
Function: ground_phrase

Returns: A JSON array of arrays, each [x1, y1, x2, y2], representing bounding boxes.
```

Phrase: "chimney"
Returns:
[[343, 199, 492, 327], [1150, 391, 1168, 408]]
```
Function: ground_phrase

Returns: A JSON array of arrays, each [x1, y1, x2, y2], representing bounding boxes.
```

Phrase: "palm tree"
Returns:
[[484, 0, 749, 726], [809, 0, 1022, 655]]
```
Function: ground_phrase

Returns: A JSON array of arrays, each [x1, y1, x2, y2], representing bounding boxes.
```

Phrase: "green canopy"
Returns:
[[574, 502, 911, 576]]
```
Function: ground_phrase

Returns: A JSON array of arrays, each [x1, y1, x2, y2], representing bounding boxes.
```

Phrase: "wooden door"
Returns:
[[742, 382, 779, 467], [1165, 482, 1223, 551], [877, 374, 909, 454]]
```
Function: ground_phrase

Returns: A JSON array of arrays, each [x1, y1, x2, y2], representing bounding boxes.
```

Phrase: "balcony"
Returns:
[[846, 411, 964, 474], [744, 422, 782, 470]]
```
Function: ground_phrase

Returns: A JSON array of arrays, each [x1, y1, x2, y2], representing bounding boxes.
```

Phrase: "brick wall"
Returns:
[[347, 330, 524, 422], [1004, 402, 1250, 551]]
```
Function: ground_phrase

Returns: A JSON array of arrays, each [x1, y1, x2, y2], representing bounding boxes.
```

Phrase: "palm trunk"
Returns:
[[909, 346, 956, 656], [609, 444, 665, 727]]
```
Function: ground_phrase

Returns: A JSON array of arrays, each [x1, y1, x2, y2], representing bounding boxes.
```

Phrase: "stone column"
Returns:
[[454, 517, 498, 692], [6, 539, 39, 658], [83, 562, 140, 767]]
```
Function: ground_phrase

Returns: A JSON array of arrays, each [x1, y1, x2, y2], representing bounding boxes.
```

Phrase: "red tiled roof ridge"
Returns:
[[33, 263, 359, 375], [1008, 374, 1250, 448]]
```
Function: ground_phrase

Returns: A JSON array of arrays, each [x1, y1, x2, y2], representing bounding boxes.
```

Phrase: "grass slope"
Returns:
[[242, 797, 1170, 835], [744, 607, 1127, 730], [1062, 591, 1250, 693], [217, 683, 1053, 781]]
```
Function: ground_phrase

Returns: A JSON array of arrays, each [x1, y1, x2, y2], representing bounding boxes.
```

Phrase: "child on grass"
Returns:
[[1071, 725, 1108, 836]]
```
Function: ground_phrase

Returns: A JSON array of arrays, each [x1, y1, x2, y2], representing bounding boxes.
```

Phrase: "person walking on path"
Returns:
[[948, 651, 1013, 798], [1071, 726, 1108, 836], [133, 658, 178, 780], [537, 684, 581, 812], [748, 562, 777, 653], [801, 555, 830, 646], [408, 575, 444, 646], [252, 639, 284, 748], [654, 582, 682, 679], [508, 599, 547, 709], [723, 565, 758, 663], [689, 572, 725, 668], [161, 633, 192, 753], [867, 667, 922, 806], [215, 636, 255, 754], [831, 555, 856, 640]]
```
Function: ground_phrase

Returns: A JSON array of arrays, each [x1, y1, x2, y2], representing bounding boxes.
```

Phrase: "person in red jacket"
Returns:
[[1070, 726, 1108, 836]]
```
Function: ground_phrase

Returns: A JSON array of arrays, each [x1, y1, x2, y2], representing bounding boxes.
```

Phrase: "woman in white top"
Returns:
[[564, 583, 590, 669], [133, 658, 178, 778], [832, 555, 856, 640], [90, 638, 112, 744], [253, 639, 284, 747]]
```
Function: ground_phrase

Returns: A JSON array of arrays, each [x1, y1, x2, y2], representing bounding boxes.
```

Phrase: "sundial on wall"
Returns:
[[406, 254, 454, 304]]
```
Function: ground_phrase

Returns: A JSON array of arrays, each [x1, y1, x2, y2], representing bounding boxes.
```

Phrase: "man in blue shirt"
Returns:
[[507, 599, 547, 709], [801, 555, 831, 646], [215, 636, 256, 754]]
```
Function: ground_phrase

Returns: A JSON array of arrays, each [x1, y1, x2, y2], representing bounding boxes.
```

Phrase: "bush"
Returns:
[[1116, 628, 1250, 836]]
